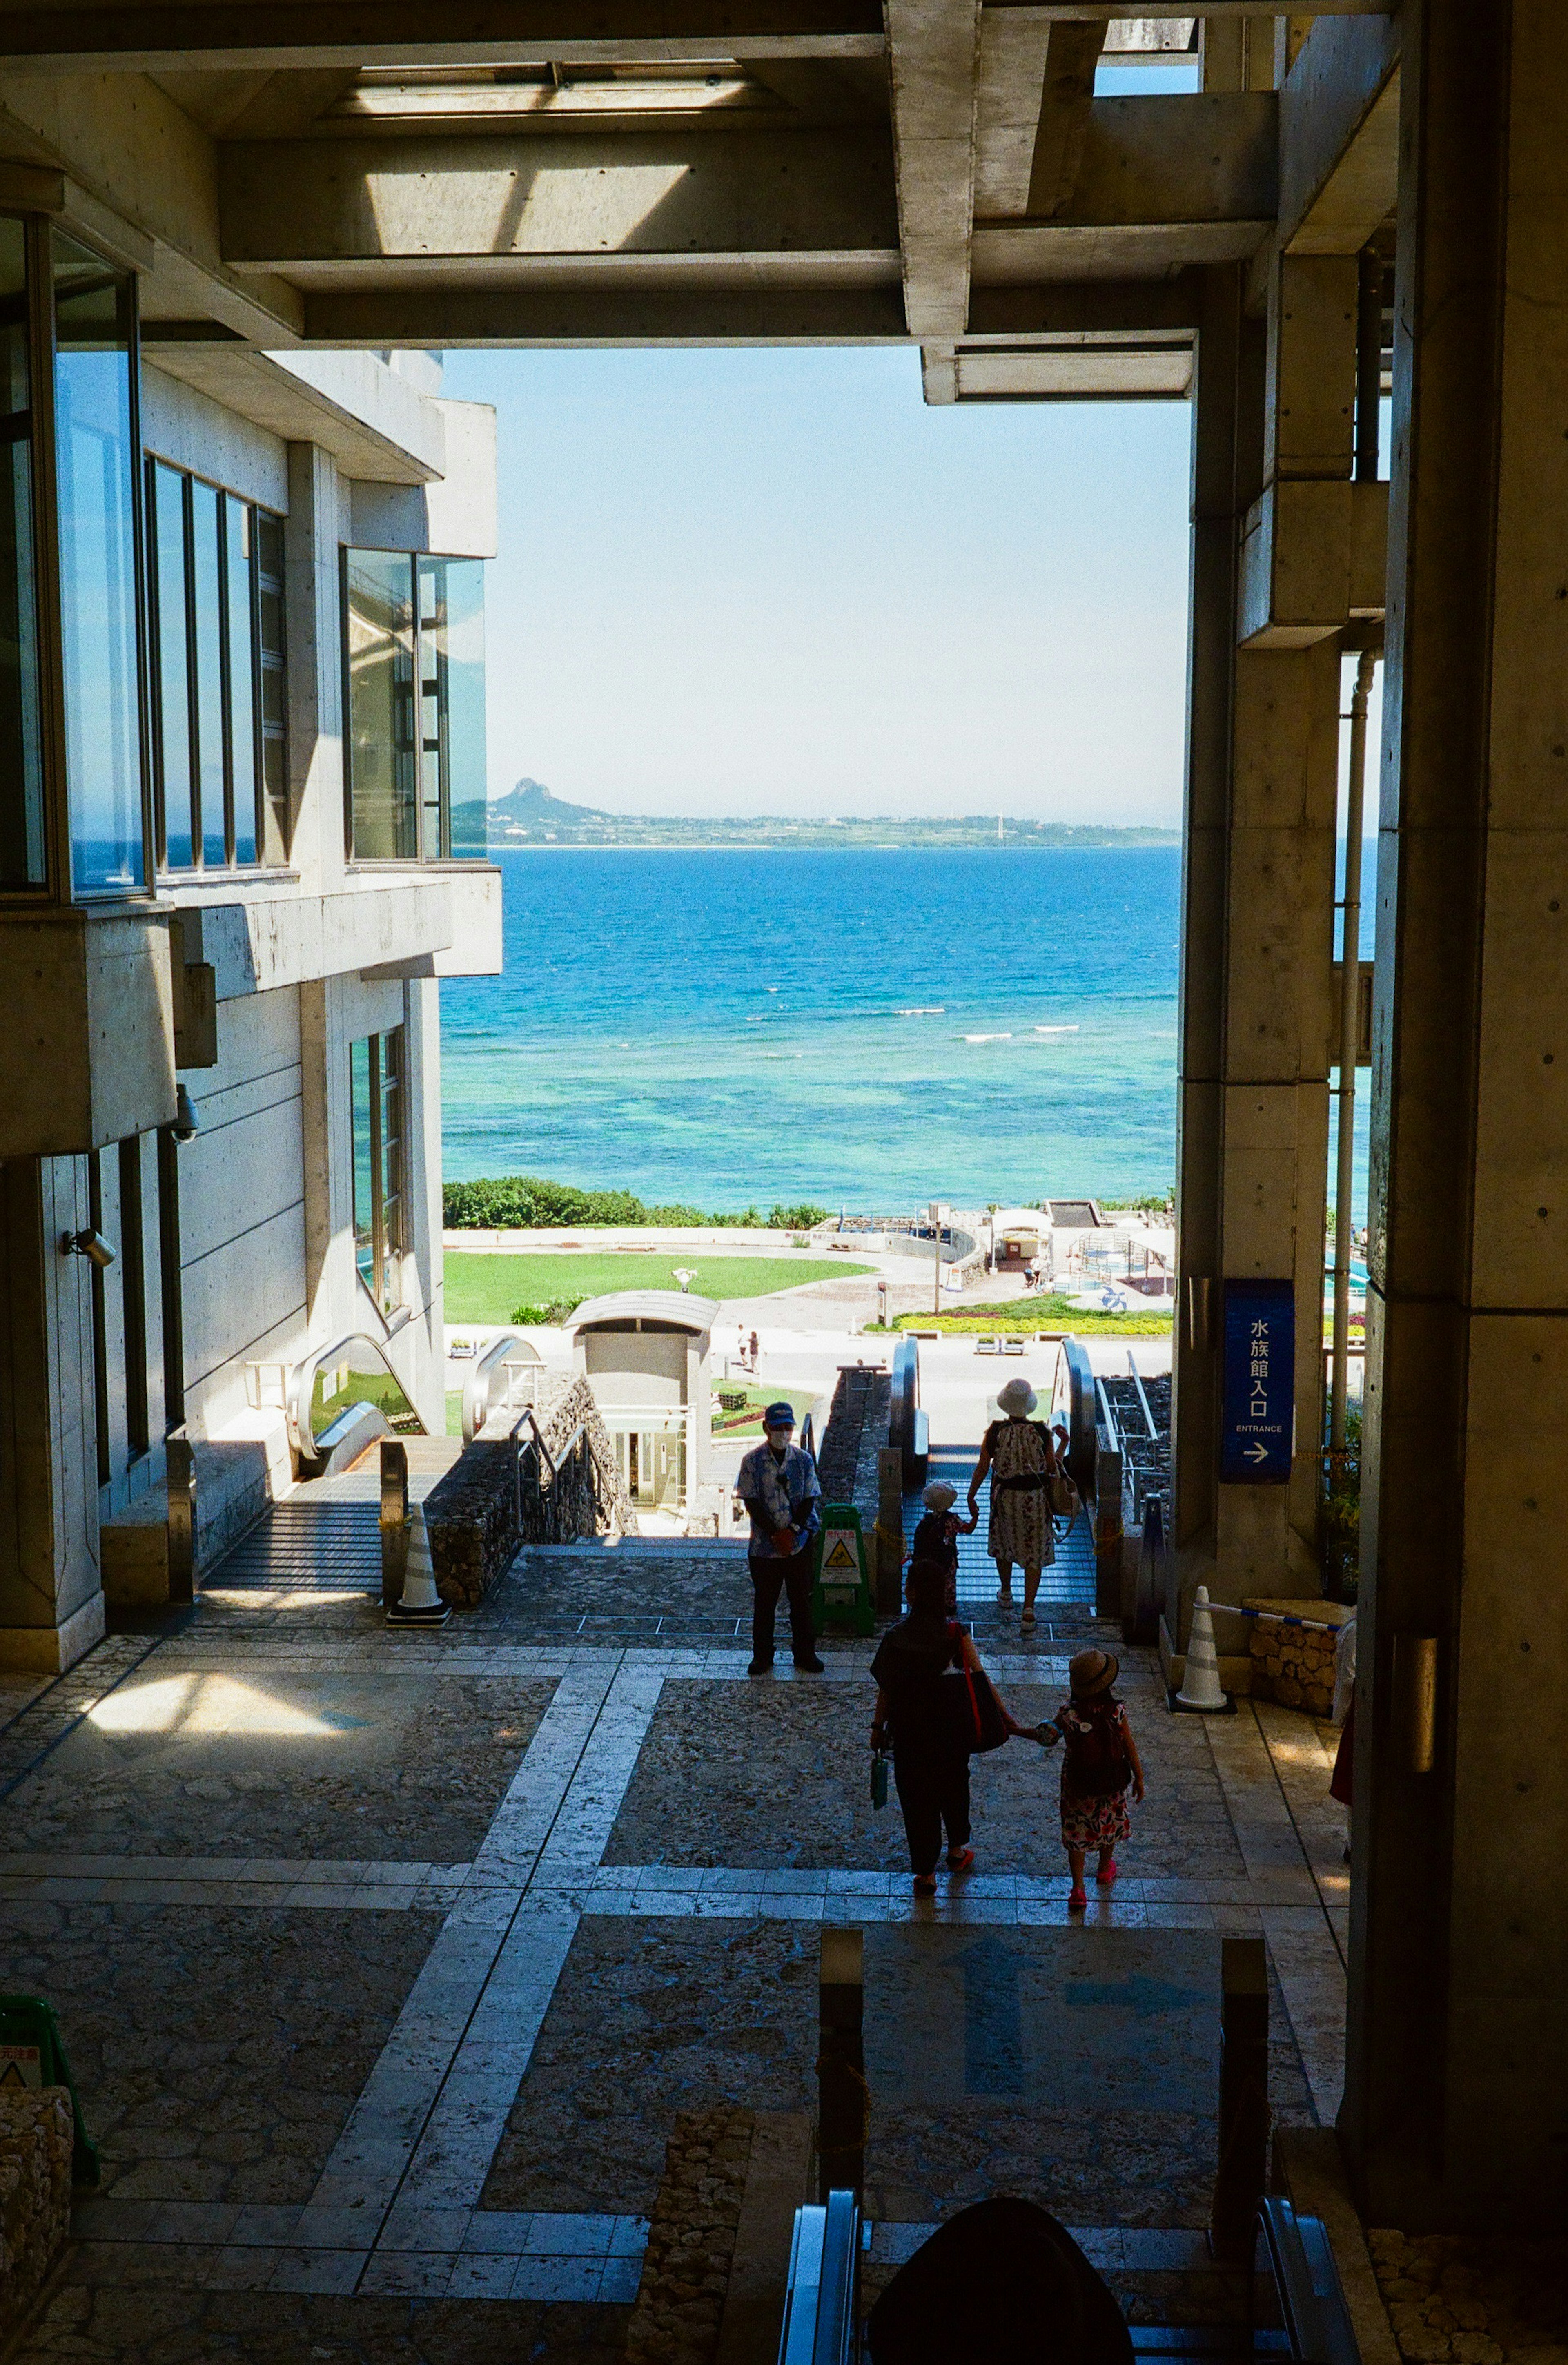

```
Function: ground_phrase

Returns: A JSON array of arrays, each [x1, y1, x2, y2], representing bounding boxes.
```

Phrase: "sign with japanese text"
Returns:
[[1221, 1279, 1295, 1483]]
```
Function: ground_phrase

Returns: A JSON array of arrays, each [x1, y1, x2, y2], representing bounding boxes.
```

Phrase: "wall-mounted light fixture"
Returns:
[[60, 1228, 116, 1271], [172, 1083, 200, 1144]]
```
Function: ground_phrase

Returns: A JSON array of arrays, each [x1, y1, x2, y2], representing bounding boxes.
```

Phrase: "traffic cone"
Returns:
[[1176, 1584, 1227, 1710], [387, 1502, 450, 1627]]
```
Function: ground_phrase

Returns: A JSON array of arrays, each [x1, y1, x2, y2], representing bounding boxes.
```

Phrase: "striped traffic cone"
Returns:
[[387, 1502, 450, 1627], [1176, 1584, 1227, 1710]]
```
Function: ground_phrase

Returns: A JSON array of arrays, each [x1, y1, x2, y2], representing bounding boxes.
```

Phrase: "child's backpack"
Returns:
[[1061, 1701, 1132, 1798]]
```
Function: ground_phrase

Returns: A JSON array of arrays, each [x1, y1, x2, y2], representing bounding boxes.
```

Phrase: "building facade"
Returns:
[[0, 219, 499, 1672]]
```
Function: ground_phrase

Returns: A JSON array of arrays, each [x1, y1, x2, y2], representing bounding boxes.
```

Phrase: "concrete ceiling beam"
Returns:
[[0, 7, 889, 73], [1277, 11, 1399, 253], [215, 125, 898, 270], [1024, 18, 1104, 218], [966, 273, 1201, 334], [291, 279, 908, 343], [885, 0, 981, 384], [973, 89, 1274, 280]]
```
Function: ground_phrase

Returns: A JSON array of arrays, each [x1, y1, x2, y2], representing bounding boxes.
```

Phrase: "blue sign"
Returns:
[[1221, 1279, 1295, 1483]]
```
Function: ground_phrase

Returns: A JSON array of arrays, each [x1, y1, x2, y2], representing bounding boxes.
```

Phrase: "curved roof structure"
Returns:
[[569, 1289, 722, 1336]]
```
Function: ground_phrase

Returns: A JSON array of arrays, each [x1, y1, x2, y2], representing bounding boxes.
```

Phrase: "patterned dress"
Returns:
[[984, 1417, 1055, 1572], [1056, 1699, 1134, 1851]]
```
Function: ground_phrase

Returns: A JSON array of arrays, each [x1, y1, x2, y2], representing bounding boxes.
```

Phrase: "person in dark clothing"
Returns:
[[910, 1480, 961, 1612], [737, 1401, 823, 1675], [866, 2196, 1134, 2365], [870, 1560, 1019, 1895]]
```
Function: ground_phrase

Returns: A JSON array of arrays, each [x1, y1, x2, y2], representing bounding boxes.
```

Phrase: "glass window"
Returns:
[[344, 549, 416, 859], [189, 476, 225, 868], [256, 506, 287, 863], [350, 1025, 405, 1315], [225, 495, 257, 865], [418, 555, 487, 858], [148, 460, 194, 869], [0, 216, 42, 888], [145, 462, 278, 874], [52, 229, 144, 896], [345, 547, 484, 861]]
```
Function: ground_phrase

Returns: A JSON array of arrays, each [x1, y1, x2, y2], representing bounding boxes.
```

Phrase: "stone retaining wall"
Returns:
[[425, 1375, 636, 1607], [1245, 1596, 1352, 1718], [625, 2106, 755, 2365], [819, 1367, 892, 1531], [0, 2088, 72, 2336]]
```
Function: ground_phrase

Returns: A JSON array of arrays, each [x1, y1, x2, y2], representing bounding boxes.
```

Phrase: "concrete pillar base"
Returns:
[[0, 1590, 105, 1675]]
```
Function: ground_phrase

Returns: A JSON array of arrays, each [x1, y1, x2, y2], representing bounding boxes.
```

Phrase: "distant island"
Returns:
[[456, 779, 1180, 851]]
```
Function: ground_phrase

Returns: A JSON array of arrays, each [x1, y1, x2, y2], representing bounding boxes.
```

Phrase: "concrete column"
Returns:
[[1174, 249, 1349, 1621], [1343, 0, 1568, 2233], [0, 1158, 106, 1671], [285, 441, 346, 889]]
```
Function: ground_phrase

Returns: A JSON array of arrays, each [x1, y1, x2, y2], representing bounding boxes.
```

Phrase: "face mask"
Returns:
[[766, 1432, 792, 1454]]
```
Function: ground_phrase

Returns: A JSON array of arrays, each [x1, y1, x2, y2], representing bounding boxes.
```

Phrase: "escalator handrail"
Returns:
[[463, 1329, 544, 1444], [288, 1331, 428, 1464]]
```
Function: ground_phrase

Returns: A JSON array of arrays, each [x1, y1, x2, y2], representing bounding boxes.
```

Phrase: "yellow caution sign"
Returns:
[[811, 1505, 875, 1636]]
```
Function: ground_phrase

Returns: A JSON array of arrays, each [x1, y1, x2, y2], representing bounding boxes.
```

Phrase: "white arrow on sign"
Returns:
[[1245, 1442, 1271, 1464]]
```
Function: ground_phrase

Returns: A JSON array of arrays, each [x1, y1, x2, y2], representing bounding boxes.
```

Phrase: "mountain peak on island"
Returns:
[[460, 778, 1179, 849]]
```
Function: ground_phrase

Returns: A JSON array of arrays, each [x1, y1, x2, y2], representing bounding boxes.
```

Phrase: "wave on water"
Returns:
[[1034, 1024, 1080, 1035], [898, 1005, 946, 1016], [963, 1032, 1013, 1043]]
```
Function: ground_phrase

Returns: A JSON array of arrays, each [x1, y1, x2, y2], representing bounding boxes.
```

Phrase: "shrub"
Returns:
[[510, 1296, 585, 1327], [768, 1202, 830, 1230], [444, 1173, 808, 1230]]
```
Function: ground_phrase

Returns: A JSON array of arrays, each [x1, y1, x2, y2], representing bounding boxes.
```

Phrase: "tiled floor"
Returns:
[[0, 1529, 1350, 2360]]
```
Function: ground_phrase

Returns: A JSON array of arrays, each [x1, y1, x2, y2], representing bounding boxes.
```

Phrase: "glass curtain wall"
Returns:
[[0, 217, 42, 887], [351, 1025, 405, 1315], [52, 228, 143, 896], [145, 459, 282, 873], [345, 549, 484, 860]]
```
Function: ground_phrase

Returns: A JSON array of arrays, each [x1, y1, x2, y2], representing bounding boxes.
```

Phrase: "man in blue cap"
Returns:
[[737, 1401, 824, 1675]]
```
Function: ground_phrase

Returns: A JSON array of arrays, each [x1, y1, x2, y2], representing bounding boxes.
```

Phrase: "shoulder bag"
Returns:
[[938, 1659, 1011, 1755]]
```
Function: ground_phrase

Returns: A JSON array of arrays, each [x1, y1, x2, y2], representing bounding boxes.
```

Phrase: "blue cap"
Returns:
[[764, 1401, 796, 1429]]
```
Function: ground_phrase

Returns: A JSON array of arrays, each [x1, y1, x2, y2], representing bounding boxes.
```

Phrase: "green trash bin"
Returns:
[[811, 1502, 876, 1638], [0, 1994, 100, 2185]]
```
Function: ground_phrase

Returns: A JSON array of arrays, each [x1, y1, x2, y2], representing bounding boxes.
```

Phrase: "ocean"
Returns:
[[439, 845, 1372, 1217]]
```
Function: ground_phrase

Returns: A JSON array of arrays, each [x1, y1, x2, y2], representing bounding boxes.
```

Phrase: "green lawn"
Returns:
[[444, 1250, 870, 1326], [879, 1293, 1174, 1338]]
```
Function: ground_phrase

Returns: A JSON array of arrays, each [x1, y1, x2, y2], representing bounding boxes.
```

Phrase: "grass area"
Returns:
[[714, 1381, 780, 1428], [445, 1250, 869, 1326], [879, 1293, 1174, 1338], [446, 1389, 464, 1438]]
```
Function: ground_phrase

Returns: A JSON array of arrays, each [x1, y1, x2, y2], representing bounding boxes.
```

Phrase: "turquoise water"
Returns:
[[439, 846, 1371, 1215]]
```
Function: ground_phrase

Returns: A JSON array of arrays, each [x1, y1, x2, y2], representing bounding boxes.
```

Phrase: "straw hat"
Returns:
[[922, 1481, 957, 1511], [996, 1377, 1038, 1416], [1069, 1648, 1119, 1699]]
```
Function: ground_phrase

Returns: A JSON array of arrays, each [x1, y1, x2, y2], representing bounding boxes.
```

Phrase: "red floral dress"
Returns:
[[1056, 1699, 1134, 1850]]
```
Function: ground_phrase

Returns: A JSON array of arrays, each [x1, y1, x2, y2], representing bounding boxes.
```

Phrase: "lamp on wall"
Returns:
[[60, 1228, 116, 1270], [172, 1084, 200, 1143]]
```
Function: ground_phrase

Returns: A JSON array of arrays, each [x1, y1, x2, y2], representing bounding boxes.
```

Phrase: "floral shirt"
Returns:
[[737, 1441, 822, 1561]]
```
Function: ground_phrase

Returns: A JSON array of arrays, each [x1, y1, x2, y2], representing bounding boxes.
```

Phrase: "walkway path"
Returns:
[[0, 1533, 1347, 2360]]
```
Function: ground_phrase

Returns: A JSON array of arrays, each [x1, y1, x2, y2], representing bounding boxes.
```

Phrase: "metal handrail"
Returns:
[[288, 1331, 426, 1465], [1253, 2198, 1358, 2365], [463, 1330, 544, 1444], [779, 2191, 859, 2365]]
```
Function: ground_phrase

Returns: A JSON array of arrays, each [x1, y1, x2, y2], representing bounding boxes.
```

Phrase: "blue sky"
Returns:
[[440, 345, 1195, 825]]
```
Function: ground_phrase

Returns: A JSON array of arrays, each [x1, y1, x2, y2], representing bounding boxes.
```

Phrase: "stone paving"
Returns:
[[0, 1527, 1351, 2360]]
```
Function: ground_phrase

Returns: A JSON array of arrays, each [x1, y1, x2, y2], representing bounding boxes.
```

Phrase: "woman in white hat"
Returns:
[[965, 1375, 1059, 1631]]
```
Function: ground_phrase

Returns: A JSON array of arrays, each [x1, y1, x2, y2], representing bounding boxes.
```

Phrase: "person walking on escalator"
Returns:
[[910, 1480, 962, 1613], [738, 1402, 824, 1676], [966, 1375, 1059, 1631]]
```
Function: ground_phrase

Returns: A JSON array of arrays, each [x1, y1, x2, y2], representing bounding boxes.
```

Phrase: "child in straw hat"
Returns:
[[1030, 1647, 1145, 1914]]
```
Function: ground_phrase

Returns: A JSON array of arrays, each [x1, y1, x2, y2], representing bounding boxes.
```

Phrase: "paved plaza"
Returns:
[[0, 1526, 1349, 2360]]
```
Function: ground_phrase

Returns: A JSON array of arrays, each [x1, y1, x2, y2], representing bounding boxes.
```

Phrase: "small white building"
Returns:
[[570, 1292, 720, 1515]]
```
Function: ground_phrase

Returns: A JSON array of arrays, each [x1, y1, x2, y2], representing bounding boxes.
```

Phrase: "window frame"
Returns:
[[143, 454, 285, 880], [352, 1023, 407, 1318], [342, 545, 485, 867]]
